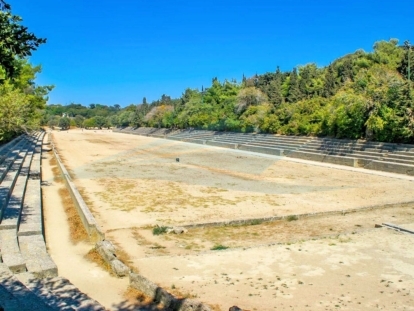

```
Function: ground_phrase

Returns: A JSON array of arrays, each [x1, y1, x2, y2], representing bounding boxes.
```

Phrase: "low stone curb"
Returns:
[[95, 240, 130, 277], [52, 142, 105, 242], [130, 273, 211, 311], [179, 200, 414, 229]]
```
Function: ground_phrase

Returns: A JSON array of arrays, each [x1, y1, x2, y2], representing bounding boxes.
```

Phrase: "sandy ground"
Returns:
[[48, 129, 414, 311], [41, 139, 132, 310]]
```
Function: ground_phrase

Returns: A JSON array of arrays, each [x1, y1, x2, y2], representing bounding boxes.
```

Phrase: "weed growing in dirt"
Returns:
[[248, 219, 264, 226], [85, 248, 112, 274], [211, 244, 229, 251], [153, 226, 169, 235], [286, 215, 298, 222]]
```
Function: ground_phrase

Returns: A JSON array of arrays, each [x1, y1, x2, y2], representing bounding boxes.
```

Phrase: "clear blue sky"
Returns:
[[11, 0, 414, 107]]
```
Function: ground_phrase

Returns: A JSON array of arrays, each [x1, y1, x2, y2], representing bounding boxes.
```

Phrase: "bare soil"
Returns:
[[49, 129, 414, 311]]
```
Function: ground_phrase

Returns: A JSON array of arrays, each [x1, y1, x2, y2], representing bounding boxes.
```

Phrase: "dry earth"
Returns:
[[49, 129, 414, 311]]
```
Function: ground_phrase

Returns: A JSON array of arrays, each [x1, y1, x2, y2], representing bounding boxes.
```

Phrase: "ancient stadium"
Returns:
[[1, 127, 414, 311]]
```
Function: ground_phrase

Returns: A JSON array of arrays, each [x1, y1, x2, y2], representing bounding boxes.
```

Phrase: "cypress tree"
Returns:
[[287, 68, 301, 103], [323, 64, 336, 97]]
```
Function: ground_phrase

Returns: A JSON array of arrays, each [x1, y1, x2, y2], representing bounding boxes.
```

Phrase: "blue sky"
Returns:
[[11, 0, 414, 106]]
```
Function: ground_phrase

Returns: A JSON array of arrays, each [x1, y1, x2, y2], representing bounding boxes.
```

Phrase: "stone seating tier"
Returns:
[[0, 263, 104, 311], [0, 132, 58, 277], [247, 141, 306, 150]]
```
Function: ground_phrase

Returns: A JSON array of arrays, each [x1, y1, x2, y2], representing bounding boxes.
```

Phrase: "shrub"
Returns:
[[286, 215, 298, 222], [152, 226, 169, 235]]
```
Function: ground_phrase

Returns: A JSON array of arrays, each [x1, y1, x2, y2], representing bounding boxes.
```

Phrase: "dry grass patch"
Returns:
[[49, 157, 63, 184], [132, 228, 152, 246], [122, 286, 154, 306], [112, 241, 136, 271], [85, 248, 112, 273], [168, 285, 199, 300], [77, 187, 96, 213], [57, 187, 88, 243], [96, 178, 242, 213], [50, 152, 88, 243]]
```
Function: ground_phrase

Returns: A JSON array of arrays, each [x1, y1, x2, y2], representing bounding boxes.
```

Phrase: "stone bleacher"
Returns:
[[0, 132, 104, 311], [116, 127, 414, 176]]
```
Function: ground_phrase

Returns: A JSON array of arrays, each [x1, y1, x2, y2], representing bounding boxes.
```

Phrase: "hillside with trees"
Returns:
[[0, 1, 52, 142], [43, 38, 413, 143]]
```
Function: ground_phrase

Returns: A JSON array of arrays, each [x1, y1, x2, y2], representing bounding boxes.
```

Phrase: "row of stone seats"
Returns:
[[0, 263, 104, 310], [113, 126, 178, 138], [293, 138, 414, 167], [0, 132, 57, 278], [241, 134, 311, 154], [167, 129, 217, 143], [0, 132, 106, 311]]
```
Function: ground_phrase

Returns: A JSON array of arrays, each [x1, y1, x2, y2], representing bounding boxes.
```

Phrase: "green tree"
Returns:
[[287, 68, 301, 103], [74, 115, 85, 128], [0, 2, 46, 78], [58, 117, 70, 130], [398, 41, 414, 82], [322, 64, 337, 97], [93, 116, 107, 129], [84, 118, 96, 129]]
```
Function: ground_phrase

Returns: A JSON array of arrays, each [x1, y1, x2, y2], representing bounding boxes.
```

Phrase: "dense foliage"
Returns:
[[0, 1, 52, 142], [45, 39, 413, 143]]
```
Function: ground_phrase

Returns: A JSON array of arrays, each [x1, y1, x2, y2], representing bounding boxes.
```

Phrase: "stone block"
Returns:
[[110, 259, 129, 277]]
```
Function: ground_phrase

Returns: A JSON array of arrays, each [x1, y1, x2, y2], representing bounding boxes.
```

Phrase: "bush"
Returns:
[[286, 215, 298, 222], [152, 226, 169, 235]]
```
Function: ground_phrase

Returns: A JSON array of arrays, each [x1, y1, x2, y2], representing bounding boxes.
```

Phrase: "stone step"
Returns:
[[388, 152, 414, 160], [0, 137, 24, 162], [18, 235, 58, 278], [287, 150, 358, 167], [212, 136, 255, 143], [0, 229, 26, 273], [20, 275, 106, 311], [364, 160, 414, 176], [18, 178, 43, 237], [0, 155, 26, 226], [254, 136, 311, 144], [0, 150, 34, 231], [238, 144, 285, 156], [0, 139, 29, 183], [0, 267, 55, 311], [246, 141, 302, 150]]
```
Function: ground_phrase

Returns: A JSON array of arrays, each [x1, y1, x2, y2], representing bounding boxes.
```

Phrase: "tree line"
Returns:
[[45, 39, 414, 143]]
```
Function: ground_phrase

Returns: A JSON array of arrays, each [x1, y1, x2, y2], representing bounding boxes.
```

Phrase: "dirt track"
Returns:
[[50, 129, 414, 311]]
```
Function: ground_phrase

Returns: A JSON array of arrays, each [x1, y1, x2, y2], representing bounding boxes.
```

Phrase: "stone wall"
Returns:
[[52, 145, 105, 242]]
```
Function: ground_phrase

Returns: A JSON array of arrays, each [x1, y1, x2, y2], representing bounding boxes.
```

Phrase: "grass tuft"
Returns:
[[153, 226, 169, 235], [286, 215, 298, 222], [211, 244, 229, 251], [57, 187, 88, 243], [85, 248, 112, 274]]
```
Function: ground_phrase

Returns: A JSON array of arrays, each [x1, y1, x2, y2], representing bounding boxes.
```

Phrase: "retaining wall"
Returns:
[[239, 144, 285, 156], [288, 151, 358, 167], [364, 160, 414, 176], [206, 141, 238, 149], [52, 144, 105, 242]]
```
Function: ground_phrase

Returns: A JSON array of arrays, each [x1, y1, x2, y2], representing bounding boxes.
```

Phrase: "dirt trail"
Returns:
[[41, 140, 131, 310]]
